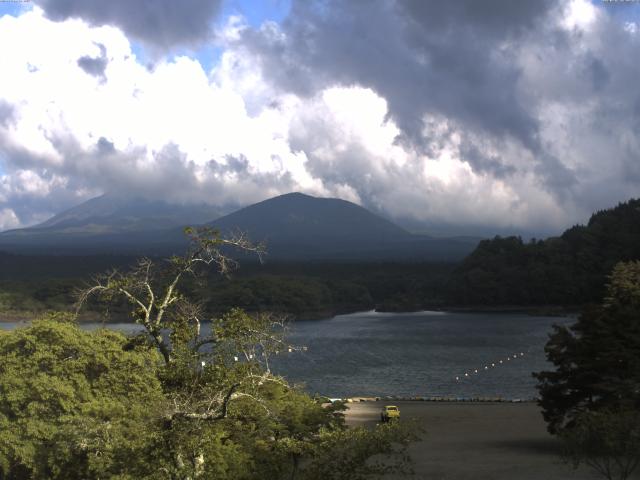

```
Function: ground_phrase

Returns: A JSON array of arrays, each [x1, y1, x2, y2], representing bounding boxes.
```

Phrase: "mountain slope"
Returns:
[[0, 194, 224, 254], [17, 194, 223, 233], [208, 193, 476, 260], [210, 192, 410, 242]]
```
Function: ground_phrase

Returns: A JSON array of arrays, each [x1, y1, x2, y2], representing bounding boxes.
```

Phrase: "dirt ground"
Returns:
[[345, 401, 608, 480]]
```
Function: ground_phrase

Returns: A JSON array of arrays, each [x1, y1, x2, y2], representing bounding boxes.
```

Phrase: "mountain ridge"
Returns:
[[5, 193, 225, 235], [209, 192, 412, 243], [0, 192, 479, 260]]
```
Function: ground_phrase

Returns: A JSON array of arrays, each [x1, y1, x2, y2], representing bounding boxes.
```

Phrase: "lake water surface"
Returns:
[[1, 310, 571, 399]]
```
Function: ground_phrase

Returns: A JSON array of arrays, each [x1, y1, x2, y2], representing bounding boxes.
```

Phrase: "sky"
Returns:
[[0, 0, 639, 236]]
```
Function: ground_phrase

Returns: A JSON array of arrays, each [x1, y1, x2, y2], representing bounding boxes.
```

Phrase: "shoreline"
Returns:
[[0, 304, 579, 323], [377, 304, 580, 317], [339, 396, 538, 403], [0, 310, 127, 324]]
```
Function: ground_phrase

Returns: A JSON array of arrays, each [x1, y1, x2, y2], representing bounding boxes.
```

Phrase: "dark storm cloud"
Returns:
[[77, 43, 107, 80], [206, 154, 295, 191], [537, 12, 640, 212], [240, 0, 558, 143], [458, 141, 517, 179], [534, 154, 579, 198], [399, 0, 557, 36], [395, 0, 557, 147], [208, 155, 250, 176], [36, 0, 223, 49], [237, 0, 576, 193]]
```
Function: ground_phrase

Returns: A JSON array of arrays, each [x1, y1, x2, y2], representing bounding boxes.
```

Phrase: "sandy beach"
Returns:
[[345, 401, 606, 480]]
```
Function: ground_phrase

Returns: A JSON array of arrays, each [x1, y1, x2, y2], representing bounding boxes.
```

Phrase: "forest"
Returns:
[[0, 257, 454, 321], [448, 199, 640, 307]]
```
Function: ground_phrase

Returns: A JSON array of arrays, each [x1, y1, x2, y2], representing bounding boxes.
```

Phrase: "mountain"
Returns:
[[34, 194, 224, 232], [0, 192, 479, 260], [0, 194, 224, 254], [448, 198, 640, 306], [211, 192, 409, 243], [207, 193, 478, 260]]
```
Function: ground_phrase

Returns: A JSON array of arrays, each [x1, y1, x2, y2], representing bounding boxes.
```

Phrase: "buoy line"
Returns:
[[232, 344, 308, 361], [455, 351, 527, 382]]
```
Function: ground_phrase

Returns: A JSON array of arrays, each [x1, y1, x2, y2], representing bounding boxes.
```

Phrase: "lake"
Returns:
[[1, 310, 571, 399]]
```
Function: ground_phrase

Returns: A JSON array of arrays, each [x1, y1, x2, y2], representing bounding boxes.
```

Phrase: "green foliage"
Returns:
[[561, 408, 640, 480], [449, 199, 640, 306], [206, 276, 339, 317], [0, 280, 78, 315], [448, 235, 583, 305], [202, 262, 453, 318], [604, 261, 640, 310], [0, 313, 163, 479], [534, 261, 640, 434]]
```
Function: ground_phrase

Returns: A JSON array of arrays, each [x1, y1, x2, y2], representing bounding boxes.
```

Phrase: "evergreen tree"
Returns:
[[534, 261, 640, 434]]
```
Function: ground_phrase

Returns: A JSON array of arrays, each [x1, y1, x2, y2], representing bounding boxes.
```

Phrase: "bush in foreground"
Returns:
[[0, 313, 163, 479]]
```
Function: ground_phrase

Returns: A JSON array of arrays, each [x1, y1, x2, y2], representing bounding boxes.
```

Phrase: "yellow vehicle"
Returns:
[[380, 405, 400, 422]]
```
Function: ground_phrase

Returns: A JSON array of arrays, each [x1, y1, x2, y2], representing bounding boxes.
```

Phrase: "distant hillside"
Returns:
[[448, 198, 640, 305], [0, 194, 224, 254], [4, 194, 223, 234], [34, 194, 223, 232]]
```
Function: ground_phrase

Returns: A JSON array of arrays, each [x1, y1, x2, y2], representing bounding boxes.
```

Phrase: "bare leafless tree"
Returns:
[[75, 227, 300, 429], [77, 227, 264, 364]]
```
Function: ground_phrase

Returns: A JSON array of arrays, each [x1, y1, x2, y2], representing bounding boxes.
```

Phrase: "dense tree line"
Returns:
[[448, 199, 640, 306], [201, 262, 452, 318], [0, 260, 454, 320]]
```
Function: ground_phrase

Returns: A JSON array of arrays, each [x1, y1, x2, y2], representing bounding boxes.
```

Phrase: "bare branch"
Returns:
[[75, 227, 282, 430], [167, 383, 240, 422]]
